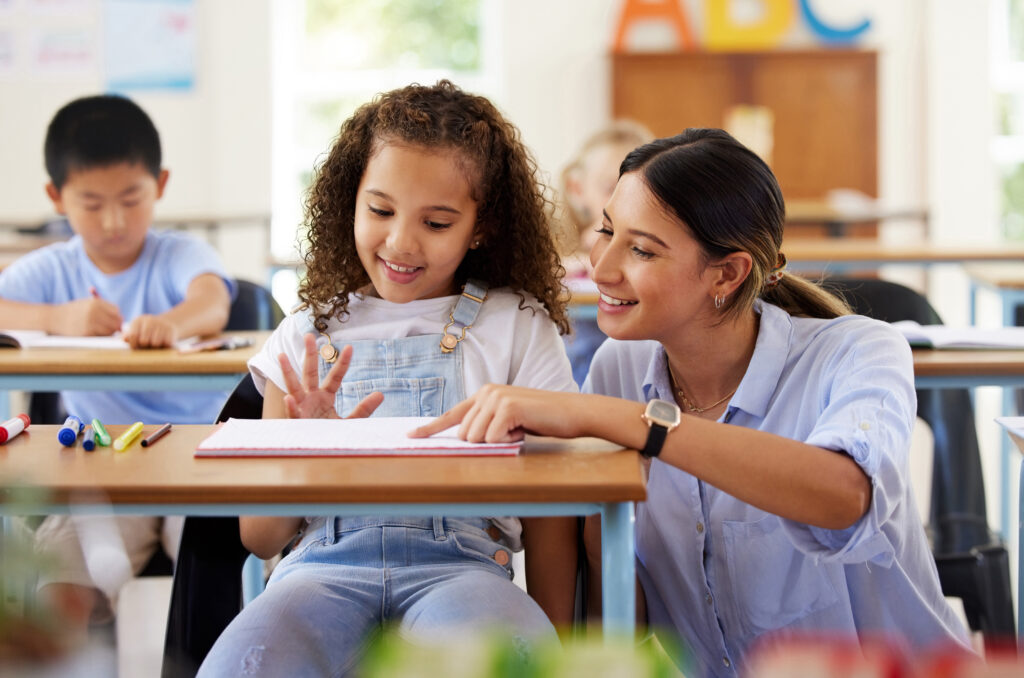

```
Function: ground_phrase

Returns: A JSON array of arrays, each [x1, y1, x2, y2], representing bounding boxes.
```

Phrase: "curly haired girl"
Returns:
[[199, 81, 578, 677]]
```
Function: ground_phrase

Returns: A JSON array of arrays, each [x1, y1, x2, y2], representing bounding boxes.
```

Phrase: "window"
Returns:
[[270, 0, 493, 308], [992, 0, 1024, 239]]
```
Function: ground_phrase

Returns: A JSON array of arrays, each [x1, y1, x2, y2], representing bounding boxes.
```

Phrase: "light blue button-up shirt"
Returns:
[[584, 301, 972, 677]]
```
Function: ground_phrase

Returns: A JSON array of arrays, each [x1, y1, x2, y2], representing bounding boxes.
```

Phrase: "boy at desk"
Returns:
[[0, 94, 235, 634]]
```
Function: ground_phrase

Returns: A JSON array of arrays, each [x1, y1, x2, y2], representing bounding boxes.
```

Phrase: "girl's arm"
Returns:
[[238, 382, 306, 558], [411, 386, 871, 530], [521, 516, 578, 630], [240, 345, 385, 557]]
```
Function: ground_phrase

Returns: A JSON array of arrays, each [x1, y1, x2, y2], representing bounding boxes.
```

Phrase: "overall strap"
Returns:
[[440, 279, 488, 353]]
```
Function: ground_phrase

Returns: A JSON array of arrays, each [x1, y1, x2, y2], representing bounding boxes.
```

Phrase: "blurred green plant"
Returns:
[[357, 626, 690, 678], [0, 487, 68, 663]]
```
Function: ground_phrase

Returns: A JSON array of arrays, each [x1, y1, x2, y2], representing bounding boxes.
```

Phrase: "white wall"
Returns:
[[0, 0, 272, 281]]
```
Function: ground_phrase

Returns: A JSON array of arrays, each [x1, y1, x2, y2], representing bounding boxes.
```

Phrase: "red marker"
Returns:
[[0, 414, 30, 444]]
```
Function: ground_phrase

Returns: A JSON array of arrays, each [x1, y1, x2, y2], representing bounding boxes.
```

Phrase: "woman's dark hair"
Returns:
[[299, 80, 569, 334], [44, 94, 162, 190], [619, 128, 850, 320]]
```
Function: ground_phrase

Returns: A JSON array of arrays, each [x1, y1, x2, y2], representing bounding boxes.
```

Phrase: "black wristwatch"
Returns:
[[640, 399, 682, 459]]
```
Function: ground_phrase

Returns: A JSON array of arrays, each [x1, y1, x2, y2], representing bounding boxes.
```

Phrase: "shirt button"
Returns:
[[696, 522, 704, 534], [723, 657, 731, 668], [860, 421, 871, 431]]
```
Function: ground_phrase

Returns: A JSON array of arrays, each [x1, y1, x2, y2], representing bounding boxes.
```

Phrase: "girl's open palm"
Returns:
[[278, 333, 383, 419]]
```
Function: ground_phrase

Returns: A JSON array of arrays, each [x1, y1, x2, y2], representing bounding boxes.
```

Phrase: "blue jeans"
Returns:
[[198, 517, 555, 677]]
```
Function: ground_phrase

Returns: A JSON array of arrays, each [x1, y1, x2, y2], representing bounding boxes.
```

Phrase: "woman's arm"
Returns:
[[411, 386, 870, 530]]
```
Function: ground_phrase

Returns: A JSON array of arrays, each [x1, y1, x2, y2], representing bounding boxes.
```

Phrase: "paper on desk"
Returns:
[[195, 417, 522, 457], [996, 417, 1024, 455], [0, 329, 129, 349], [892, 321, 1024, 349]]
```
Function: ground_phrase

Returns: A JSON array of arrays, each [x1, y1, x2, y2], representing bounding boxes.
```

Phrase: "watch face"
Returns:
[[647, 399, 681, 427]]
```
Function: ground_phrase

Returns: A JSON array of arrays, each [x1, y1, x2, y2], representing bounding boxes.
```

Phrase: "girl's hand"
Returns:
[[278, 333, 383, 419], [408, 384, 587, 443]]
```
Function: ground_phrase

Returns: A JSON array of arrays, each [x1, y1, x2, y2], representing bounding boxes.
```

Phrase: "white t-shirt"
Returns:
[[249, 287, 578, 549]]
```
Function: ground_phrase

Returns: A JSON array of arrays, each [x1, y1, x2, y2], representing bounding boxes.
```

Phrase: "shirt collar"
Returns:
[[639, 300, 793, 418]]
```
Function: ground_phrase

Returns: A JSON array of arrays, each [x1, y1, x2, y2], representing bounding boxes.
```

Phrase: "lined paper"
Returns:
[[195, 417, 521, 457]]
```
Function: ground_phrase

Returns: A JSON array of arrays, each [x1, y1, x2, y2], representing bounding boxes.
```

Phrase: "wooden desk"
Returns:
[[0, 330, 269, 420], [784, 239, 1024, 272], [0, 424, 645, 636], [786, 200, 928, 238]]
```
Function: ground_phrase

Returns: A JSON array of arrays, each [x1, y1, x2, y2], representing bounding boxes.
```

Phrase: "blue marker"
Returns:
[[82, 425, 96, 452], [58, 415, 84, 447]]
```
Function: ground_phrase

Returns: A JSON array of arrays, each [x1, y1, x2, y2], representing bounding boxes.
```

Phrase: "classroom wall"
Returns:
[[0, 0, 272, 282], [0, 0, 997, 289]]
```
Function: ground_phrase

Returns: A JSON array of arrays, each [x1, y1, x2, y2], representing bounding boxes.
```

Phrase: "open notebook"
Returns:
[[195, 417, 522, 457]]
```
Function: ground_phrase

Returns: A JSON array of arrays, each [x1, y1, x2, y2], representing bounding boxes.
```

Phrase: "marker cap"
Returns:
[[58, 415, 84, 447], [0, 414, 30, 444]]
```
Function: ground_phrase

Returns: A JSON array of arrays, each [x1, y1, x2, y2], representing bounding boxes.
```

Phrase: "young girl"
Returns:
[[414, 129, 974, 676], [199, 81, 578, 676], [559, 120, 653, 385]]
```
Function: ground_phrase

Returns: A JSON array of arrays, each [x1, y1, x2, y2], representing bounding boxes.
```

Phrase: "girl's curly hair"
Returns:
[[298, 80, 569, 335]]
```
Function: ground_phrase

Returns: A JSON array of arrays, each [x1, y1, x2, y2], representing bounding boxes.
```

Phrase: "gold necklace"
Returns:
[[667, 362, 738, 414]]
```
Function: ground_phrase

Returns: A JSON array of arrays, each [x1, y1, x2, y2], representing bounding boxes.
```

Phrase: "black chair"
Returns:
[[162, 374, 263, 678], [822, 277, 1016, 652]]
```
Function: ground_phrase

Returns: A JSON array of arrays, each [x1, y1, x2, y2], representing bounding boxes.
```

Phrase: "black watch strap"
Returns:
[[640, 422, 668, 459]]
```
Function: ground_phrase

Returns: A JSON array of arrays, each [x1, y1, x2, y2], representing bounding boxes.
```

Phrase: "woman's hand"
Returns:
[[278, 333, 383, 419], [408, 384, 594, 442]]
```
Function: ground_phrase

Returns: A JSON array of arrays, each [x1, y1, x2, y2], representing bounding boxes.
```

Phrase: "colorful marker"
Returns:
[[112, 421, 144, 451], [91, 418, 112, 447], [58, 415, 84, 447], [0, 414, 30, 444], [140, 423, 172, 448], [82, 425, 96, 452]]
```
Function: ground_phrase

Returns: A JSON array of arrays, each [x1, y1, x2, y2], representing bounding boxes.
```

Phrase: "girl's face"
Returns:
[[354, 143, 481, 303], [589, 172, 716, 343]]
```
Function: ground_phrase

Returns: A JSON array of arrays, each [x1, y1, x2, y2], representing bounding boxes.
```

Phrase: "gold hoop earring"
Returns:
[[714, 295, 724, 310]]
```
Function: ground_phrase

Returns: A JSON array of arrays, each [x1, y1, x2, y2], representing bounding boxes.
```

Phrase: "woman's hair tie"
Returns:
[[765, 252, 787, 290]]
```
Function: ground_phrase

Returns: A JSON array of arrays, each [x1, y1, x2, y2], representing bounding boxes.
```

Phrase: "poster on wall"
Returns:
[[103, 0, 195, 91], [29, 27, 97, 74]]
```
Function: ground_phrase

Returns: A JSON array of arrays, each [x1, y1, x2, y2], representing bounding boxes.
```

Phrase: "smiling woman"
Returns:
[[411, 128, 977, 676]]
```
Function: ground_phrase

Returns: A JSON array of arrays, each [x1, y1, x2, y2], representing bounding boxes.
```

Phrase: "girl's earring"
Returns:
[[472, 240, 481, 249], [714, 294, 724, 310], [318, 331, 339, 364]]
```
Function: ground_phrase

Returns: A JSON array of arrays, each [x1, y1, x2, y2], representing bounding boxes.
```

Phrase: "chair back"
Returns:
[[821, 277, 990, 553], [226, 279, 284, 331]]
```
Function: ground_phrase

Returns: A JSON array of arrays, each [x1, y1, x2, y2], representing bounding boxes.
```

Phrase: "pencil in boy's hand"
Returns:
[[141, 423, 172, 447]]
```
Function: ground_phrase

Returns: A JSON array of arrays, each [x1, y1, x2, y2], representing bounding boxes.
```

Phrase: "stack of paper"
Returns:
[[0, 329, 129, 350], [195, 417, 522, 457]]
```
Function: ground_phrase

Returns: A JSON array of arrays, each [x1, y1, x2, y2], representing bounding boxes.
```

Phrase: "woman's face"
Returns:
[[589, 172, 717, 343]]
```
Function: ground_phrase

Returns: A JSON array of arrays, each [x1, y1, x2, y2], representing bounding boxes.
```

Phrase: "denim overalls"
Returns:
[[199, 283, 556, 678]]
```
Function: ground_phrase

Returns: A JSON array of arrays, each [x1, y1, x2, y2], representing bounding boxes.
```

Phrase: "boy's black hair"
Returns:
[[44, 94, 162, 189]]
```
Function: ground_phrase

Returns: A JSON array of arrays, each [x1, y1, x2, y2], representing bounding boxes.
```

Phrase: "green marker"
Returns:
[[91, 418, 112, 447]]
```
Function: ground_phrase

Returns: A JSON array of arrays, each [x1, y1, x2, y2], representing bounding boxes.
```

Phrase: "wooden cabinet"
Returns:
[[612, 50, 877, 236]]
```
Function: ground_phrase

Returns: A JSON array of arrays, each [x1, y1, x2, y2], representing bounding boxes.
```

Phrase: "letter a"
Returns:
[[613, 0, 697, 53]]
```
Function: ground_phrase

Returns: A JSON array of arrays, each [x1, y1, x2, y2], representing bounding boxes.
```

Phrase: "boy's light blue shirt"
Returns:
[[584, 301, 971, 677], [0, 230, 236, 424]]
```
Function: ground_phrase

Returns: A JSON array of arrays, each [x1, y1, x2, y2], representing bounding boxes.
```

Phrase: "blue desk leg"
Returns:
[[1019, 459, 1023, 647], [601, 501, 636, 641], [242, 554, 265, 606]]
